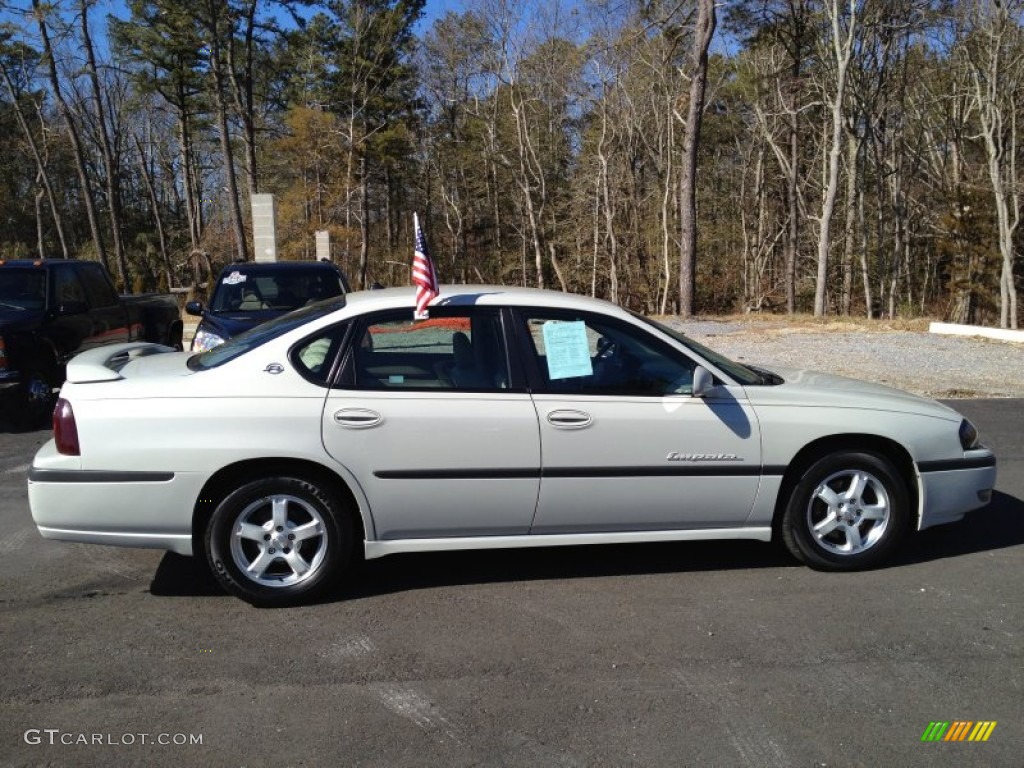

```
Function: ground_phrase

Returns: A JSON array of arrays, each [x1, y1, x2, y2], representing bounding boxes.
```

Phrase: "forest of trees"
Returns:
[[0, 0, 1021, 327]]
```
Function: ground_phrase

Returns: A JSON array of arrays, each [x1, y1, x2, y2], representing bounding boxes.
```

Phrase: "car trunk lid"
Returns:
[[65, 342, 185, 383]]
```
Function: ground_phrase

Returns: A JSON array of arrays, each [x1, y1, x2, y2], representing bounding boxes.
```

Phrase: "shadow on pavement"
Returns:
[[895, 490, 1024, 566], [151, 491, 1024, 603], [150, 552, 222, 597], [151, 537, 797, 603]]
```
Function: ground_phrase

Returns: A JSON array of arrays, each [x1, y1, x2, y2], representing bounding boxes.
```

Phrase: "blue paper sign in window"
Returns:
[[542, 321, 593, 380]]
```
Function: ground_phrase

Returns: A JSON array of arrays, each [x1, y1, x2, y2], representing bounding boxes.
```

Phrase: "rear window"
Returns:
[[209, 267, 345, 312], [188, 296, 347, 370]]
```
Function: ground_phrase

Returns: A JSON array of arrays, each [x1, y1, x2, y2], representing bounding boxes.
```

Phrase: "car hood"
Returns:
[[0, 307, 44, 332], [743, 365, 961, 421]]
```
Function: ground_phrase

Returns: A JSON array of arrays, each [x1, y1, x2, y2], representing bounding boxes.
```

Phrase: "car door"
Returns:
[[76, 263, 132, 345], [320, 306, 541, 541], [514, 309, 762, 534]]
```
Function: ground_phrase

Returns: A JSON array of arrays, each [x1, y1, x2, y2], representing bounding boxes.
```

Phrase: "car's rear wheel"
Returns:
[[781, 451, 910, 571], [205, 476, 352, 606]]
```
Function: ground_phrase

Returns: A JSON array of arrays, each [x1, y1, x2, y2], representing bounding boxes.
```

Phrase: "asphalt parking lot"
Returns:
[[0, 399, 1021, 768]]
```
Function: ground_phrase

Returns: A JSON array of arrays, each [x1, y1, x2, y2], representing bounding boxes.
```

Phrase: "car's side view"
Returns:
[[28, 287, 996, 605]]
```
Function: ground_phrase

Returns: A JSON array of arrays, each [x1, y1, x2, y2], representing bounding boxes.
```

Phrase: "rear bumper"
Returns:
[[28, 448, 202, 556], [917, 451, 997, 530]]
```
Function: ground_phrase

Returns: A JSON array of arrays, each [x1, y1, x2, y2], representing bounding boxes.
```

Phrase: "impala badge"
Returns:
[[667, 452, 742, 462]]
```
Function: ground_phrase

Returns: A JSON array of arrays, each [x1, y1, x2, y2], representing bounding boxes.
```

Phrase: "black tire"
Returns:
[[167, 320, 184, 351], [781, 451, 910, 571], [205, 476, 352, 606], [10, 367, 55, 432]]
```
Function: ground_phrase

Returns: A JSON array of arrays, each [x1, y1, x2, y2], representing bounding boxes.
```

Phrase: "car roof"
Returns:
[[0, 259, 78, 267], [218, 261, 342, 274], [341, 285, 632, 318]]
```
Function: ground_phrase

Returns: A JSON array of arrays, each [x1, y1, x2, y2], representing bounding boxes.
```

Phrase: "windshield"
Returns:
[[209, 267, 345, 313], [0, 268, 46, 310], [631, 313, 765, 386], [188, 296, 346, 370]]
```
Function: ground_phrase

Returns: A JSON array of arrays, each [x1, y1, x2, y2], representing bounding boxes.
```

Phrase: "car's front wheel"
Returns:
[[781, 451, 910, 570], [206, 476, 352, 606]]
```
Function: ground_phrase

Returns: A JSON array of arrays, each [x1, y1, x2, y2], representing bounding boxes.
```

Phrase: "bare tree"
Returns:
[[33, 0, 109, 274], [80, 0, 129, 288], [678, 0, 716, 318], [0, 42, 69, 258], [964, 0, 1022, 329], [813, 0, 859, 317]]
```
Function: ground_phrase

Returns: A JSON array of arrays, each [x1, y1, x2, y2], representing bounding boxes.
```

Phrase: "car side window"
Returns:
[[291, 323, 350, 387], [344, 309, 510, 391], [52, 266, 88, 306], [78, 263, 119, 307], [521, 311, 698, 396]]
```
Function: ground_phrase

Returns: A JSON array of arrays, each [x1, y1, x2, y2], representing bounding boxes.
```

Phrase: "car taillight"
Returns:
[[0, 335, 7, 371], [53, 398, 80, 456]]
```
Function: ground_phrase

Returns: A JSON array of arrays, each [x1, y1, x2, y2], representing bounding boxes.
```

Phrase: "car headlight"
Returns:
[[191, 329, 225, 353], [959, 418, 980, 450]]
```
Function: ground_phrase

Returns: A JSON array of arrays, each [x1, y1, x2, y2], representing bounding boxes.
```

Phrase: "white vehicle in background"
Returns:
[[28, 287, 996, 605]]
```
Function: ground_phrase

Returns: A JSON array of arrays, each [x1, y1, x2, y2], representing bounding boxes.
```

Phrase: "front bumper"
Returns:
[[28, 440, 202, 555], [917, 450, 997, 530], [0, 369, 21, 392]]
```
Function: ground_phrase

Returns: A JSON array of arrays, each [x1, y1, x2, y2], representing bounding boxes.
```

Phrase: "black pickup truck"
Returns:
[[0, 259, 182, 428]]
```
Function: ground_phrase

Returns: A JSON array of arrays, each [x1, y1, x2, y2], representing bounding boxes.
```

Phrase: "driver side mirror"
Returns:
[[185, 301, 204, 316], [692, 365, 714, 398]]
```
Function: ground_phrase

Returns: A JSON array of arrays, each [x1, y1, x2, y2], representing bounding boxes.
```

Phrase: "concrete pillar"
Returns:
[[315, 230, 331, 262], [251, 194, 278, 262]]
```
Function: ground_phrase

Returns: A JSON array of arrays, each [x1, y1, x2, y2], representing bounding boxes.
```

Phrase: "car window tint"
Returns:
[[629, 312, 763, 386], [522, 312, 698, 396], [53, 266, 88, 305], [0, 268, 46, 310], [188, 296, 347, 371], [349, 311, 509, 391], [210, 269, 345, 312], [78, 263, 118, 307], [291, 323, 349, 386]]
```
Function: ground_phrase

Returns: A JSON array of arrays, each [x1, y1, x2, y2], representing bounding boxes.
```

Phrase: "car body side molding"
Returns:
[[374, 466, 787, 480], [363, 527, 774, 559], [28, 468, 175, 483]]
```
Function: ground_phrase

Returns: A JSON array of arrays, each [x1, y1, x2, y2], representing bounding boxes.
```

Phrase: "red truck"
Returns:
[[0, 259, 182, 429]]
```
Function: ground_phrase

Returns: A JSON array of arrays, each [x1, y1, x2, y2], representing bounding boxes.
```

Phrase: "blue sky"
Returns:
[[1, 0, 471, 48]]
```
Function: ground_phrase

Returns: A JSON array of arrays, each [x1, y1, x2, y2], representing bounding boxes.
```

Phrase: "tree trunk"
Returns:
[[358, 153, 370, 288], [841, 129, 858, 314], [0, 63, 69, 258], [225, 0, 259, 195], [209, 45, 249, 263], [177, 109, 201, 252], [33, 0, 108, 271], [80, 0, 130, 290], [132, 133, 173, 289], [678, 0, 716, 319], [785, 87, 800, 313], [814, 0, 857, 318]]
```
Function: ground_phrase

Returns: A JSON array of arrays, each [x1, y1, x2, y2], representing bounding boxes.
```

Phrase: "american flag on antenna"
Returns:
[[412, 212, 439, 320]]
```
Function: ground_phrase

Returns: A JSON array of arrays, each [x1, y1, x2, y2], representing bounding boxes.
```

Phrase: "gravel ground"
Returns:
[[662, 319, 1024, 399]]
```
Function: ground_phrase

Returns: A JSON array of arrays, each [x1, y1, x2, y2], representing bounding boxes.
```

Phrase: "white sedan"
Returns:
[[28, 287, 996, 605]]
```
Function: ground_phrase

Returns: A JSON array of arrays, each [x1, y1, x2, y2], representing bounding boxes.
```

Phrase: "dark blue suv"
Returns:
[[186, 261, 350, 352]]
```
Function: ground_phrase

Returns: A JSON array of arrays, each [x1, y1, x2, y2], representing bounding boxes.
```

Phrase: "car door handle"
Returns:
[[546, 409, 592, 429], [333, 408, 383, 428]]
